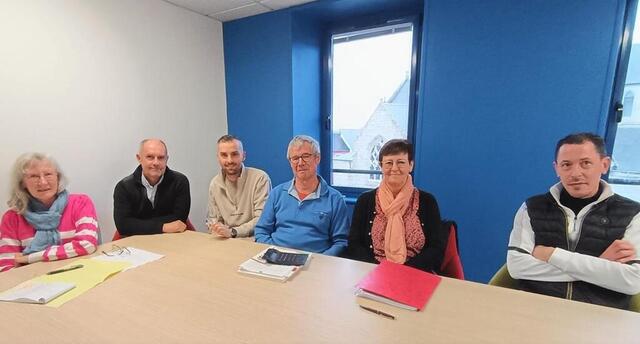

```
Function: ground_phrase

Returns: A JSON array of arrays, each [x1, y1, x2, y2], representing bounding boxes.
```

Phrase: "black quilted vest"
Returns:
[[519, 192, 640, 309]]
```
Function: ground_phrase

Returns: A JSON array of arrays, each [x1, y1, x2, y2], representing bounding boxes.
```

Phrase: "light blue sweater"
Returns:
[[254, 177, 349, 256]]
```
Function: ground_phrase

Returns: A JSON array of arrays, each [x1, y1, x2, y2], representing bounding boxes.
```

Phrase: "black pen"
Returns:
[[46, 264, 84, 275], [359, 305, 396, 320]]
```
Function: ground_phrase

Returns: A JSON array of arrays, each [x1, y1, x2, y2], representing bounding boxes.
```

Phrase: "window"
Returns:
[[609, 2, 640, 201], [369, 136, 384, 181], [623, 91, 635, 119], [328, 20, 418, 190]]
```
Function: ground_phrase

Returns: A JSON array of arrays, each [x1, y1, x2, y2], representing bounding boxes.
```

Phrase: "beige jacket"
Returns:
[[207, 166, 271, 237]]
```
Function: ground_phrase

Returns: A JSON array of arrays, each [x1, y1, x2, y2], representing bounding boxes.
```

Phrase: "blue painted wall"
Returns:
[[415, 0, 625, 281], [223, 0, 627, 282], [291, 14, 323, 142], [224, 11, 294, 184]]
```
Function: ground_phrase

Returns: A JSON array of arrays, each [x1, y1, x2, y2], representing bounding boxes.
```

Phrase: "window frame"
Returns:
[[605, 0, 639, 185], [320, 15, 422, 199]]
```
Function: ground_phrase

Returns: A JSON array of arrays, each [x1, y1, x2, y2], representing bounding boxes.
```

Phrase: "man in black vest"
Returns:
[[507, 132, 640, 309], [113, 139, 191, 236]]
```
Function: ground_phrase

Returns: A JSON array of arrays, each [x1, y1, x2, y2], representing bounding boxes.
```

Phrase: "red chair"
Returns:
[[440, 220, 464, 279], [185, 219, 197, 231], [112, 218, 196, 242]]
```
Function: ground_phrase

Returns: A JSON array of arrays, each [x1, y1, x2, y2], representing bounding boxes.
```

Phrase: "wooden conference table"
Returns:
[[1, 231, 639, 343]]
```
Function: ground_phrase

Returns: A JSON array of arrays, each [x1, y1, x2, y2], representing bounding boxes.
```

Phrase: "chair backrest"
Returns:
[[630, 293, 640, 313], [488, 264, 519, 290], [440, 220, 464, 279], [489, 264, 640, 312], [112, 218, 196, 242], [112, 230, 122, 242], [185, 218, 197, 232]]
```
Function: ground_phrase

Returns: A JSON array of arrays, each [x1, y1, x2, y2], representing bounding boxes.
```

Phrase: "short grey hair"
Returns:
[[7, 153, 68, 214], [287, 135, 321, 158], [139, 138, 168, 155]]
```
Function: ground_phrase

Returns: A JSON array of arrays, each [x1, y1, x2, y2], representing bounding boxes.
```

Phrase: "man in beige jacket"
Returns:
[[207, 135, 271, 238]]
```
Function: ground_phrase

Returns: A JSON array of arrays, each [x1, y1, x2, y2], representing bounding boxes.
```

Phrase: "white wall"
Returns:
[[0, 0, 227, 241]]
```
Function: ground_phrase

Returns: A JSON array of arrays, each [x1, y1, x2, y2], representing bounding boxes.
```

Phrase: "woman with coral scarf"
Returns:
[[345, 139, 447, 273]]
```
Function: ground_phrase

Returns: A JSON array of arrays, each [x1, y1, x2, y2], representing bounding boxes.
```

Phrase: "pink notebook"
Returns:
[[356, 260, 442, 311]]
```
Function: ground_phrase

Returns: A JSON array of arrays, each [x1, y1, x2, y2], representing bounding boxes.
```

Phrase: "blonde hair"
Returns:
[[7, 153, 68, 214]]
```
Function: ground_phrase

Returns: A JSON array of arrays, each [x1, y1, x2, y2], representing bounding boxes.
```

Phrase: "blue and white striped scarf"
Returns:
[[22, 190, 69, 254]]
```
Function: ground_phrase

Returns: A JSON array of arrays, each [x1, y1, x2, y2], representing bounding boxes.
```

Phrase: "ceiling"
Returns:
[[163, 0, 316, 22]]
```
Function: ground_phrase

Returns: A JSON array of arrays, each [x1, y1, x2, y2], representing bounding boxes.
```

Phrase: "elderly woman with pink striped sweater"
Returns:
[[0, 153, 99, 272]]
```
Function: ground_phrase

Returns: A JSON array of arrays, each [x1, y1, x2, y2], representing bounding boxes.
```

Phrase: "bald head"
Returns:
[[137, 138, 168, 185], [139, 138, 168, 156]]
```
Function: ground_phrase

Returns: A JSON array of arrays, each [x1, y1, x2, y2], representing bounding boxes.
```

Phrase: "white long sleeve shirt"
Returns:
[[507, 181, 640, 295]]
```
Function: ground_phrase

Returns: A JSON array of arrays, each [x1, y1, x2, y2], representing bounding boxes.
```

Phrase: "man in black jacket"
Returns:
[[507, 132, 640, 309], [113, 139, 191, 236]]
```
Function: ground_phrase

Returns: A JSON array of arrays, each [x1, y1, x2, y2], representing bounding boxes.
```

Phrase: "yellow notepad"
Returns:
[[33, 259, 131, 307]]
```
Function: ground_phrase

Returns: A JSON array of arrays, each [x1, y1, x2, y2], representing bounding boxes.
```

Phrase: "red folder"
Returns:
[[356, 260, 442, 311]]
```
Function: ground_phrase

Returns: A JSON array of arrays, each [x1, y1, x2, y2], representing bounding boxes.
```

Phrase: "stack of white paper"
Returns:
[[238, 259, 299, 282], [0, 281, 75, 304]]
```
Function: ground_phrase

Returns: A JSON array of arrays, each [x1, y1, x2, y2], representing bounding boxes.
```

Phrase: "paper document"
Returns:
[[239, 247, 312, 282], [0, 281, 75, 304], [238, 259, 299, 282], [355, 289, 417, 311], [92, 247, 164, 271]]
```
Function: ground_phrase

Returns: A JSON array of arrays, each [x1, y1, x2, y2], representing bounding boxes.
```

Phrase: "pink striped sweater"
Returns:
[[0, 194, 99, 272]]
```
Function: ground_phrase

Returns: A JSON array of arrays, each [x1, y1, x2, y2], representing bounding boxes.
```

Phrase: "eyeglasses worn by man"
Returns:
[[254, 135, 349, 256]]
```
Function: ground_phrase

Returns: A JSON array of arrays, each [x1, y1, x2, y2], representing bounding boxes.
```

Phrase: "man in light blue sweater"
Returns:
[[254, 135, 349, 256]]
